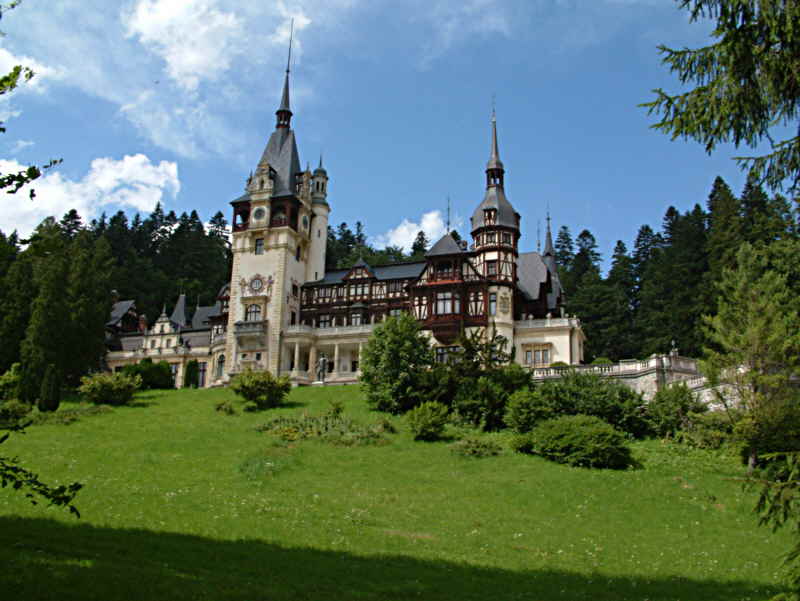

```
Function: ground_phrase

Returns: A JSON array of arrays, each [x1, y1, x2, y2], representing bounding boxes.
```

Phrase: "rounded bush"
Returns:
[[504, 388, 555, 433], [230, 369, 291, 410], [78, 372, 141, 406], [0, 398, 32, 426], [406, 401, 449, 441], [450, 436, 502, 458], [530, 414, 633, 469], [647, 383, 706, 437]]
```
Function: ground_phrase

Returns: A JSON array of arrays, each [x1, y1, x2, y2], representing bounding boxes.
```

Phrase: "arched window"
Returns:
[[245, 304, 262, 321], [216, 355, 225, 379]]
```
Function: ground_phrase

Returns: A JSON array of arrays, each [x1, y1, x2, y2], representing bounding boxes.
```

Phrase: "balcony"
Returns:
[[284, 323, 374, 339], [234, 320, 267, 338]]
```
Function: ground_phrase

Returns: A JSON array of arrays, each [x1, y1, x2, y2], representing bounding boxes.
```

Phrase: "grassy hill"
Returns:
[[0, 385, 788, 600]]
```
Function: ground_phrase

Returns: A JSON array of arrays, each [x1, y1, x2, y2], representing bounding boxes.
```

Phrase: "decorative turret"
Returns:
[[276, 24, 293, 129], [312, 154, 328, 204], [542, 213, 557, 275]]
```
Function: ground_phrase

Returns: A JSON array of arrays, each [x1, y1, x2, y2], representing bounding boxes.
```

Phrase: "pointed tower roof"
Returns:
[[471, 110, 518, 232], [426, 233, 464, 257], [486, 111, 504, 171], [278, 70, 291, 114], [170, 294, 188, 327], [542, 214, 558, 274], [314, 153, 327, 175]]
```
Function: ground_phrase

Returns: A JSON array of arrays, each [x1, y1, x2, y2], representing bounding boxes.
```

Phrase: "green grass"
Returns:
[[0, 385, 790, 600]]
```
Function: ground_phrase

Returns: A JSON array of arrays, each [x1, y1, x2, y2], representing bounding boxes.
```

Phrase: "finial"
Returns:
[[446, 195, 451, 232], [318, 152, 323, 169], [286, 18, 294, 74], [537, 219, 541, 252]]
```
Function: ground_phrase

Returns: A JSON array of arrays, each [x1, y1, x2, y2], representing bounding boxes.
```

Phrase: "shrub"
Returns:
[[450, 436, 502, 458], [453, 376, 507, 431], [183, 360, 199, 388], [230, 369, 291, 410], [215, 400, 237, 415], [122, 359, 174, 390], [30, 404, 113, 426], [524, 372, 651, 438], [509, 432, 535, 454], [647, 383, 706, 437], [676, 410, 737, 450], [530, 414, 633, 469], [257, 411, 389, 447], [505, 388, 556, 433], [0, 399, 32, 426], [733, 400, 800, 465], [0, 363, 21, 400], [37, 364, 61, 413], [78, 372, 141, 406], [406, 401, 449, 441], [591, 357, 613, 365]]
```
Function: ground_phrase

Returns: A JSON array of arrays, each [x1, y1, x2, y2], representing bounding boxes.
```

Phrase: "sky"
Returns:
[[0, 0, 765, 266]]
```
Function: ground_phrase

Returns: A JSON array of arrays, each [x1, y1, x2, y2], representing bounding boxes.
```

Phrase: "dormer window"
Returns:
[[436, 261, 454, 280], [484, 209, 497, 225]]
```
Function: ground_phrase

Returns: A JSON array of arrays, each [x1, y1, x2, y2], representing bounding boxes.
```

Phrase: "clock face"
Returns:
[[250, 277, 263, 291], [253, 207, 266, 220]]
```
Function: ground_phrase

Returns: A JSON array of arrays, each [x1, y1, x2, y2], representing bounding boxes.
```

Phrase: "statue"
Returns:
[[315, 354, 328, 382]]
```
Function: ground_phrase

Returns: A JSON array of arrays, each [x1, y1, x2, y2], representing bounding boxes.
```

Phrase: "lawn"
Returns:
[[0, 385, 789, 600]]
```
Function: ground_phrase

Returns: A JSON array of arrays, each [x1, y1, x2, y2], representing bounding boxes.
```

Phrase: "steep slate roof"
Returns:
[[305, 261, 426, 286], [107, 300, 135, 327], [470, 186, 518, 231], [191, 304, 219, 330], [426, 233, 464, 257], [517, 251, 563, 310], [259, 128, 301, 198], [170, 294, 188, 328]]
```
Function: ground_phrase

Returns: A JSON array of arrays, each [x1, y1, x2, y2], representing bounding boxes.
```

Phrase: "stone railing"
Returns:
[[528, 355, 700, 380], [234, 320, 267, 336], [284, 324, 374, 338], [514, 317, 582, 329]]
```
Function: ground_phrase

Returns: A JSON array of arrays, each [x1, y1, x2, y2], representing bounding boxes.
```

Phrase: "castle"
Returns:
[[105, 62, 588, 387]]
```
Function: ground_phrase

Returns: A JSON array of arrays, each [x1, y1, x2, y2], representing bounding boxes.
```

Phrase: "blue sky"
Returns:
[[0, 0, 760, 266]]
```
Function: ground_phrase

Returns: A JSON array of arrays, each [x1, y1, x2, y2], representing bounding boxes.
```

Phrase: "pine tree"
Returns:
[[705, 176, 741, 289], [0, 255, 34, 373], [554, 226, 574, 269], [59, 209, 83, 240], [411, 231, 429, 257]]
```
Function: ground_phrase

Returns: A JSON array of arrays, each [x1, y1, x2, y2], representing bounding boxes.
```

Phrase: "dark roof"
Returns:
[[259, 127, 301, 197], [217, 283, 230, 299], [305, 261, 426, 286], [191, 304, 219, 330], [278, 71, 291, 114], [470, 186, 518, 231], [517, 252, 562, 310], [426, 233, 464, 257], [231, 193, 250, 205], [107, 300, 135, 327], [170, 294, 188, 328], [486, 114, 504, 171]]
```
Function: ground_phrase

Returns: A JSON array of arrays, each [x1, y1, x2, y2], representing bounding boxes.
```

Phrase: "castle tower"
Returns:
[[470, 111, 520, 346], [224, 46, 321, 378], [307, 155, 329, 282]]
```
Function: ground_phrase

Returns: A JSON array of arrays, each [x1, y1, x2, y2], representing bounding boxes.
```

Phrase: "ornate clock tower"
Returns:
[[223, 60, 329, 378]]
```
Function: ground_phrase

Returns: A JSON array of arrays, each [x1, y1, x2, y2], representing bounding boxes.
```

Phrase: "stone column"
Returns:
[[309, 345, 317, 379], [293, 342, 300, 372], [333, 343, 340, 375]]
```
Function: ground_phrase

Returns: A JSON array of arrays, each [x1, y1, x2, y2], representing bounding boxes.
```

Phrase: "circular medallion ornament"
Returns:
[[253, 207, 266, 220], [250, 277, 263, 292]]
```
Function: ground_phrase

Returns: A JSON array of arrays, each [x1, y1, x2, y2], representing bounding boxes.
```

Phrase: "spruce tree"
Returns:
[[554, 226, 574, 269], [705, 176, 741, 289], [411, 231, 429, 256]]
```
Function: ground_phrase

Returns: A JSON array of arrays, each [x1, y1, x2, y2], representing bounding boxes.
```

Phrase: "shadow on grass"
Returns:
[[0, 516, 781, 601]]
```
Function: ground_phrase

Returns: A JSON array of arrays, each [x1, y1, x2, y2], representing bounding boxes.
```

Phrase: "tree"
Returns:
[[360, 313, 432, 414], [702, 242, 800, 470], [643, 1, 800, 190], [554, 225, 574, 269], [410, 230, 429, 257], [705, 176, 741, 290]]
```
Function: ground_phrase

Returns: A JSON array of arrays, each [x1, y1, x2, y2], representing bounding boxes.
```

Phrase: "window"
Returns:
[[198, 362, 207, 387], [166, 339, 172, 348], [295, 246, 301, 261], [502, 232, 512, 245], [486, 261, 498, 276], [348, 282, 368, 298], [489, 293, 497, 316], [435, 291, 460, 315], [318, 229, 321, 238], [150, 340, 156, 349], [160, 325, 165, 334], [524, 345, 552, 367], [436, 261, 453, 280], [468, 291, 484, 315], [388, 280, 404, 294], [169, 363, 178, 384], [525, 350, 533, 365], [486, 232, 496, 244], [255, 238, 264, 254], [351, 313, 362, 326], [245, 304, 262, 321], [389, 308, 404, 317], [484, 209, 497, 225], [290, 312, 296, 325], [435, 346, 460, 364], [255, 352, 262, 361], [318, 314, 332, 328], [216, 355, 225, 379], [292, 284, 299, 297]]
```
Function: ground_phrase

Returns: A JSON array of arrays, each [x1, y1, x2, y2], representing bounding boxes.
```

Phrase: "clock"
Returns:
[[253, 207, 266, 220], [250, 277, 263, 292]]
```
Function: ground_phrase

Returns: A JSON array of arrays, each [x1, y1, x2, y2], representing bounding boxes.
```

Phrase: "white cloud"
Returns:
[[0, 46, 63, 125], [9, 139, 34, 154], [374, 209, 448, 251], [0, 154, 180, 237], [124, 0, 245, 92]]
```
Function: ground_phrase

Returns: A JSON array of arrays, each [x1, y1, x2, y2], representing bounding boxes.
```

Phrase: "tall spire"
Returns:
[[485, 107, 505, 188], [543, 212, 555, 256], [276, 19, 294, 128]]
